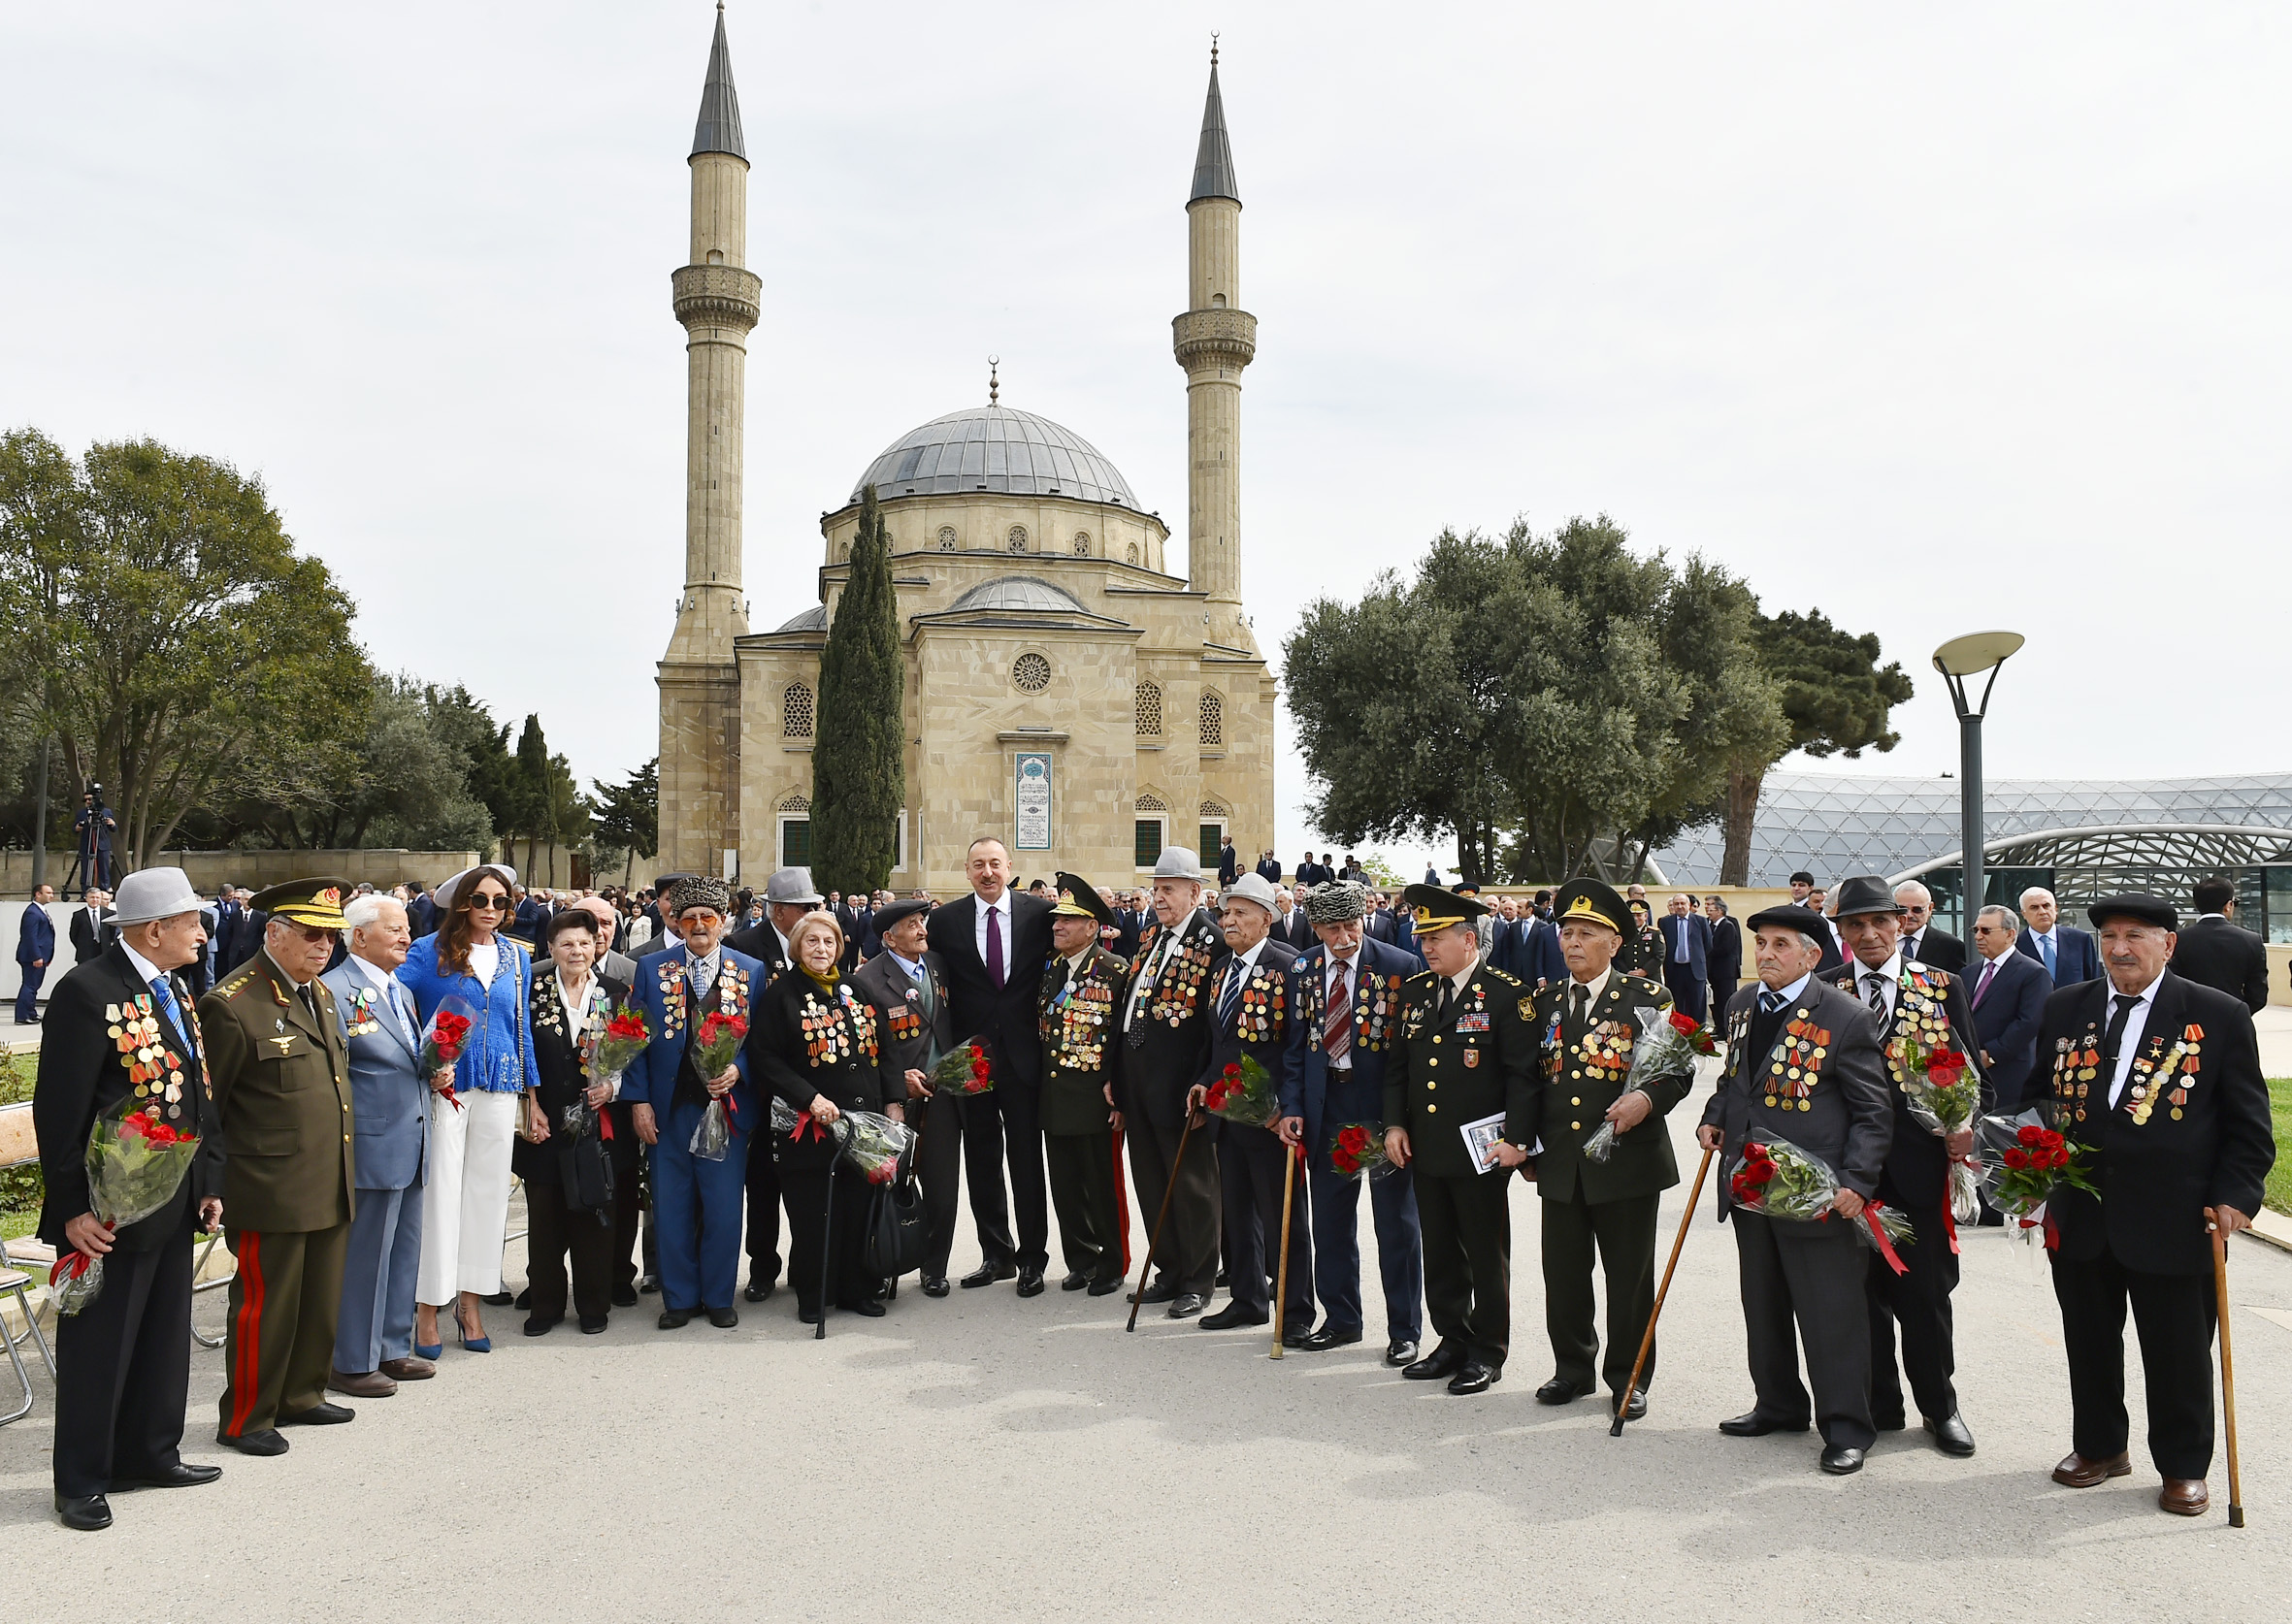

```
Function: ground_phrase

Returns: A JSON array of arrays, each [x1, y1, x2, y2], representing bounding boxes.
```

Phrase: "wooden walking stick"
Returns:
[[1126, 1113, 1198, 1332], [2213, 1222, 2245, 1527], [1613, 1142, 1716, 1437], [1270, 1139, 1301, 1359]]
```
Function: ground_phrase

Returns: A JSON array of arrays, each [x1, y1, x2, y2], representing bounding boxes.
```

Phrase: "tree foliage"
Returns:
[[591, 758, 659, 886], [810, 485, 905, 893]]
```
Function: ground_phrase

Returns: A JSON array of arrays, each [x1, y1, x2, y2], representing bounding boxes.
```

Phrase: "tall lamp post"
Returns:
[[1931, 631, 2025, 935]]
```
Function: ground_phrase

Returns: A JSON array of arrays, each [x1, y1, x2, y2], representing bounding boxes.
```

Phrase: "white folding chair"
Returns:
[[0, 1106, 59, 1422]]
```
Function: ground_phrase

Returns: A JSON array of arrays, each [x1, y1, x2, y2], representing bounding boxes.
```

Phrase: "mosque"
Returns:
[[657, 9, 1276, 892]]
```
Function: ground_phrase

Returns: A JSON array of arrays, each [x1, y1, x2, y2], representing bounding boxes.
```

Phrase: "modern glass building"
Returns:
[[1652, 771, 2292, 938]]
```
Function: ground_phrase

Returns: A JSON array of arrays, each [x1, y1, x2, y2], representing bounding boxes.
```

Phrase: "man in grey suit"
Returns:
[[320, 895, 434, 1397]]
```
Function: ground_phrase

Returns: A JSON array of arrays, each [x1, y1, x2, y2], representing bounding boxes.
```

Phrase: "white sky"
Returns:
[[5, 3, 2285, 881]]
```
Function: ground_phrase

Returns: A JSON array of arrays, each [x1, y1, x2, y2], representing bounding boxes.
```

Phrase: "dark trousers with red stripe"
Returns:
[[218, 1222, 349, 1437], [52, 1213, 195, 1498]]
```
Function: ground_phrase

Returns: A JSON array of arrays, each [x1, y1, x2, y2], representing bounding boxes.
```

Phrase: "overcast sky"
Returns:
[[5, 3, 2285, 880]]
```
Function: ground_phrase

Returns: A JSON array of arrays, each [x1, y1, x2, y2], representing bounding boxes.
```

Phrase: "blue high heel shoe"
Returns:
[[412, 1341, 443, 1361], [459, 1326, 492, 1354]]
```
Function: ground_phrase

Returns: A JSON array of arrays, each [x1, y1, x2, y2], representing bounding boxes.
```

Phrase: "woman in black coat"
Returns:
[[514, 910, 632, 1336], [750, 912, 903, 1324]]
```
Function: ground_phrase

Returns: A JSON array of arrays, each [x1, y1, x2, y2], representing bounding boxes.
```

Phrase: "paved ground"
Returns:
[[4, 1078, 2288, 1623]]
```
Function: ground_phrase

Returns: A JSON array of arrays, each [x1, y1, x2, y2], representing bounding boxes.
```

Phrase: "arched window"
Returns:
[[776, 795, 811, 867], [781, 683, 815, 738], [1198, 688, 1224, 747], [1199, 798, 1229, 819], [777, 794, 811, 813], [937, 526, 958, 551], [1134, 680, 1163, 738], [1073, 531, 1091, 556], [1132, 794, 1167, 869], [1133, 793, 1167, 812], [1127, 541, 1139, 565], [1007, 525, 1028, 553]]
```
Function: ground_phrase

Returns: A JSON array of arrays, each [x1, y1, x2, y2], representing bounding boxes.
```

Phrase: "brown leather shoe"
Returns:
[[2051, 1449, 2132, 1488], [377, 1356, 436, 1380], [327, 1367, 399, 1399], [2159, 1478, 2210, 1516]]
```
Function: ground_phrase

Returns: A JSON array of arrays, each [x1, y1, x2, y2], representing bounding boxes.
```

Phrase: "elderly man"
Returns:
[[2015, 887, 2099, 986], [1699, 903, 1891, 1475], [1035, 876, 1132, 1294], [2038, 895, 2276, 1516], [1823, 875, 1982, 1457], [852, 896, 967, 1296], [1189, 873, 1307, 1333], [1968, 905, 2049, 1112], [319, 894, 432, 1399], [1117, 848, 1231, 1317], [37, 868, 225, 1530], [203, 879, 358, 1457], [1892, 881, 1966, 971], [726, 866, 826, 1301], [1657, 893, 1713, 1022]]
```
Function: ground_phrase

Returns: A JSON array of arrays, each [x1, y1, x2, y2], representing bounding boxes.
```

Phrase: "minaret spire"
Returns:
[[691, 2, 746, 159], [1173, 43, 1255, 615], [1190, 39, 1239, 206]]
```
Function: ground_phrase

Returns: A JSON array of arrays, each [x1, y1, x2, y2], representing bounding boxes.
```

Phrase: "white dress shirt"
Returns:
[[347, 952, 415, 1044], [972, 891, 1012, 968], [1851, 952, 1903, 1023], [2103, 972, 2163, 1108], [1124, 923, 1180, 1032]]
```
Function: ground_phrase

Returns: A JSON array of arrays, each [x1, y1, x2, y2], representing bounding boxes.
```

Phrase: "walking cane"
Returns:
[[1613, 1143, 1716, 1437], [1270, 1138, 1301, 1359], [2213, 1222, 2245, 1527], [1127, 1113, 1198, 1332], [816, 1121, 847, 1342]]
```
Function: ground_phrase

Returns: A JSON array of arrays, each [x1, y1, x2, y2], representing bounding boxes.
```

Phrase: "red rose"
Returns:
[[1669, 1010, 1698, 1036], [2016, 1124, 2043, 1148], [2003, 1148, 2027, 1170]]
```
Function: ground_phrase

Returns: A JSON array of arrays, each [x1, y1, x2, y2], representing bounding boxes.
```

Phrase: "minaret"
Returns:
[[1173, 41, 1254, 609], [659, 3, 761, 874]]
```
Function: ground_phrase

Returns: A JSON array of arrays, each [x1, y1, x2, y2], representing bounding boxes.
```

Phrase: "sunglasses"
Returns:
[[468, 893, 508, 911], [284, 921, 340, 944]]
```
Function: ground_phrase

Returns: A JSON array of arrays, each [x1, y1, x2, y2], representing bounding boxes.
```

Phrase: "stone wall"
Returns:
[[0, 849, 478, 896]]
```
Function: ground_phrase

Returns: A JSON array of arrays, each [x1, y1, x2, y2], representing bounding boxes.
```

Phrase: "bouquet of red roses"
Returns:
[[568, 1002, 650, 1137], [930, 1039, 994, 1096], [1583, 1006, 1715, 1165], [1979, 1110, 2099, 1255], [1728, 1134, 1914, 1271], [1328, 1121, 1396, 1181], [687, 1010, 749, 1162], [49, 1104, 203, 1315], [1202, 1054, 1278, 1127], [417, 994, 478, 1113], [1891, 1029, 1985, 1221], [837, 1110, 918, 1185]]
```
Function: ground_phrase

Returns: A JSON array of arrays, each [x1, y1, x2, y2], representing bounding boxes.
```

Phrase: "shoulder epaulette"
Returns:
[[217, 970, 256, 999], [1405, 968, 1438, 986], [1484, 966, 1522, 987]]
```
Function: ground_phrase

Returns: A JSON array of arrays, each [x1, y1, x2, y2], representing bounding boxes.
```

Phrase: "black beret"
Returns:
[[2087, 893, 2177, 931], [1746, 903, 1831, 939], [873, 898, 930, 933]]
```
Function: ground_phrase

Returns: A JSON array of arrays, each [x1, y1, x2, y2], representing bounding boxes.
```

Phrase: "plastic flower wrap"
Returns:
[[1979, 1109, 2099, 1258], [1892, 1028, 1985, 1221], [1583, 1007, 1714, 1165], [1328, 1121, 1396, 1181], [931, 1039, 994, 1096], [49, 1105, 202, 1315], [838, 1110, 917, 1185], [687, 1010, 749, 1162], [418, 994, 478, 1112], [1728, 1134, 1914, 1272], [1202, 1054, 1278, 1127], [566, 1002, 649, 1137]]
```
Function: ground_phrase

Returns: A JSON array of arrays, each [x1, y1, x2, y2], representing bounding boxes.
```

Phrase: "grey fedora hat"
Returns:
[[1152, 847, 1202, 881], [764, 866, 824, 906], [113, 866, 203, 926]]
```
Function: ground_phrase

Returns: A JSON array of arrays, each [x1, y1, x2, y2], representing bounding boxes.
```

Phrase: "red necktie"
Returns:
[[1325, 961, 1353, 1064]]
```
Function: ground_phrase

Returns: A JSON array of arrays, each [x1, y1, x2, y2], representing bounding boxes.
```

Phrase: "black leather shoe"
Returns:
[[1061, 1270, 1090, 1291], [115, 1462, 222, 1491], [1199, 1303, 1268, 1330], [278, 1402, 353, 1426], [707, 1306, 738, 1329], [1613, 1389, 1647, 1422], [638, 1275, 660, 1295], [1719, 1411, 1810, 1437], [1015, 1267, 1046, 1298], [743, 1279, 775, 1304], [1216, 1267, 1229, 1288], [611, 1284, 639, 1308], [522, 1315, 560, 1338], [839, 1298, 888, 1318], [921, 1276, 951, 1298], [1536, 1379, 1586, 1406], [1087, 1276, 1125, 1296], [1131, 1278, 1179, 1305], [579, 1316, 608, 1334], [961, 1261, 1016, 1289], [796, 1306, 821, 1324], [1281, 1321, 1314, 1348], [215, 1429, 287, 1456], [1385, 1339, 1420, 1368], [1925, 1413, 1977, 1456], [482, 1290, 514, 1307], [1819, 1445, 1866, 1476], [1403, 1343, 1466, 1380], [1299, 1325, 1363, 1352], [56, 1493, 111, 1531], [512, 1287, 532, 1310], [1166, 1292, 1209, 1319], [657, 1309, 691, 1329], [1447, 1361, 1500, 1395]]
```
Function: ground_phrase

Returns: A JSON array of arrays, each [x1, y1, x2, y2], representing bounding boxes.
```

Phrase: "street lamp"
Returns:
[[1931, 631, 2025, 935]]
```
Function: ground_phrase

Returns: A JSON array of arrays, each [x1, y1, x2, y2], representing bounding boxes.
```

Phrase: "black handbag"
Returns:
[[863, 1168, 929, 1279], [561, 1123, 616, 1221]]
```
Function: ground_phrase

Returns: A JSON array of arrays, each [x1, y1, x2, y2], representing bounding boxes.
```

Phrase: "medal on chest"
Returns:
[[1765, 1014, 1831, 1112]]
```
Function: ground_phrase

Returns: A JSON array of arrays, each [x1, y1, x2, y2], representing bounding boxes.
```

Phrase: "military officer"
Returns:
[[201, 878, 358, 1457], [1381, 884, 1540, 1394], [1528, 879, 1692, 1419], [1037, 874, 1132, 1294]]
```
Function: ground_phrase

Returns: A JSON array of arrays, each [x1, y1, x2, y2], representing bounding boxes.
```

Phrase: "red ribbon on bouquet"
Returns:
[[788, 1112, 828, 1145], [1863, 1204, 1910, 1276], [2019, 1210, 2061, 1251], [48, 1221, 114, 1288]]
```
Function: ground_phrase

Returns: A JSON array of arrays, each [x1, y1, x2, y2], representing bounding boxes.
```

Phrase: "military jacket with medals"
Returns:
[[1531, 969, 1687, 1205], [1037, 944, 1130, 1136], [1380, 958, 1542, 1181], [752, 969, 899, 1172], [1115, 908, 1230, 1128], [1820, 956, 1982, 1209], [1616, 923, 1667, 981], [199, 950, 355, 1234]]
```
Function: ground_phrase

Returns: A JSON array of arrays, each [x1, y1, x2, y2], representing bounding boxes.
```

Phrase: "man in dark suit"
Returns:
[[1893, 881, 1966, 972], [1705, 895, 1742, 1014], [15, 883, 55, 1023], [925, 837, 1055, 1295], [2014, 887, 2100, 986], [1699, 902, 1892, 1476], [216, 891, 268, 976], [1254, 852, 1282, 884], [1824, 875, 1981, 1458], [1656, 893, 1714, 1021], [1967, 905, 2049, 1112], [724, 866, 826, 1300], [2170, 876, 2268, 1013], [1216, 836, 1240, 888], [404, 882, 437, 938], [35, 867, 226, 1529], [1786, 871, 1846, 975], [1272, 888, 1314, 952], [2037, 894, 2275, 1516], [1115, 847, 1230, 1317], [69, 888, 115, 962]]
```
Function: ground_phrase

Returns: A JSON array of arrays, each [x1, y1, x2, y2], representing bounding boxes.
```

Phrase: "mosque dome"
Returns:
[[850, 405, 1139, 506], [944, 575, 1092, 615]]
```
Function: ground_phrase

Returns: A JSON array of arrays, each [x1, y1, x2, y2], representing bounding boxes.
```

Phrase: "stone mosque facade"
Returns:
[[657, 12, 1276, 893]]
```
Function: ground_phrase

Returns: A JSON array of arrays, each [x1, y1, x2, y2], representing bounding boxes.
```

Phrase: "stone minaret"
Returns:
[[1173, 43, 1254, 609], [659, 3, 760, 874]]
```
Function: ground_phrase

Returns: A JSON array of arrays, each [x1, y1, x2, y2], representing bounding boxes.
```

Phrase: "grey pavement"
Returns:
[[3, 1071, 2288, 1622]]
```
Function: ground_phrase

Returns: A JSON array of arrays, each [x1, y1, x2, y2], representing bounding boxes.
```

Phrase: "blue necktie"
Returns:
[[149, 975, 190, 1052], [385, 977, 414, 1043], [2040, 934, 2057, 979]]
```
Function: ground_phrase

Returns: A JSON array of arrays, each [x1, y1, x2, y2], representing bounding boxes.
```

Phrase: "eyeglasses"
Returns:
[[284, 921, 340, 945], [468, 893, 508, 911]]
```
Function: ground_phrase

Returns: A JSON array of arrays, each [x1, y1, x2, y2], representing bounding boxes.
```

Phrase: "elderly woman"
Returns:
[[513, 910, 631, 1336], [397, 863, 538, 1354], [751, 912, 903, 1324]]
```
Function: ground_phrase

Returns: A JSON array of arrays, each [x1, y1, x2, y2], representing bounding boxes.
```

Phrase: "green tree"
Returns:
[[509, 715, 552, 876], [810, 485, 905, 893], [1718, 609, 1915, 883], [592, 759, 660, 886]]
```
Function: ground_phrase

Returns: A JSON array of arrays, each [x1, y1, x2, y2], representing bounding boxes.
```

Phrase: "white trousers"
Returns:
[[416, 1088, 517, 1303]]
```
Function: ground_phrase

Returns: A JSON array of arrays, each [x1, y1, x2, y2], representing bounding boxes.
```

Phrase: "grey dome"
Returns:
[[946, 576, 1090, 615], [851, 406, 1139, 506], [773, 603, 827, 633]]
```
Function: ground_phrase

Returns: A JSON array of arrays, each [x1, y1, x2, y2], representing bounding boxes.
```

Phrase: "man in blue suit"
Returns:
[[320, 894, 434, 1395], [2013, 887, 2100, 986], [1277, 880, 1424, 1366], [15, 884, 55, 1024], [405, 883, 438, 939], [1494, 898, 1563, 990], [1657, 893, 1713, 1021], [1967, 905, 2050, 1112], [626, 877, 763, 1329]]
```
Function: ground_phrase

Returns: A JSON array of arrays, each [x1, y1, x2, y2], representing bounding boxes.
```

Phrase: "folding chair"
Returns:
[[0, 1105, 59, 1422]]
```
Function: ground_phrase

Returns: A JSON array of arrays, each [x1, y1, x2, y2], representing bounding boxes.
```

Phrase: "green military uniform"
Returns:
[[1039, 874, 1131, 1293], [1530, 879, 1694, 1410], [1382, 885, 1541, 1382], [1616, 914, 1667, 980], [200, 879, 356, 1445]]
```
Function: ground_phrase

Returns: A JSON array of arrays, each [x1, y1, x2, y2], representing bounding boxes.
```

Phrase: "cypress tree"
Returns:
[[810, 484, 905, 893]]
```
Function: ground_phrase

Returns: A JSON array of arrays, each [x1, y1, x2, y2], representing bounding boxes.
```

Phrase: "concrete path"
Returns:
[[3, 1079, 2287, 1622]]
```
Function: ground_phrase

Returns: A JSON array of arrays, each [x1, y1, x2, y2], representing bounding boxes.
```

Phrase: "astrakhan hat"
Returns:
[[1304, 880, 1367, 926], [667, 875, 735, 919]]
